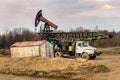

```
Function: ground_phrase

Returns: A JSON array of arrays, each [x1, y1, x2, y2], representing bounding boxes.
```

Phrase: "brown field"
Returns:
[[0, 47, 120, 80]]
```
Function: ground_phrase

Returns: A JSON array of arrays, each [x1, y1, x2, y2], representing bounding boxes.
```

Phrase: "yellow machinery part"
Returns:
[[69, 46, 73, 51]]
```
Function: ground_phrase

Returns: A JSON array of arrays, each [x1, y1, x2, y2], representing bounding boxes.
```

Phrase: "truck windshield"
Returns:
[[82, 42, 89, 47]]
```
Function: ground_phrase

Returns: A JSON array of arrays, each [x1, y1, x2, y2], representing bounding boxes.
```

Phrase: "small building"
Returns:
[[10, 40, 54, 58]]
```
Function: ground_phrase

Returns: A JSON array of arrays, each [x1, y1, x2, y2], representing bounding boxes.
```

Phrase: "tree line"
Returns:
[[0, 28, 40, 49], [0, 27, 120, 49]]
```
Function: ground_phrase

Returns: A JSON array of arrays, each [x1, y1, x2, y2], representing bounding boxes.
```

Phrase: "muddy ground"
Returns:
[[0, 47, 120, 80]]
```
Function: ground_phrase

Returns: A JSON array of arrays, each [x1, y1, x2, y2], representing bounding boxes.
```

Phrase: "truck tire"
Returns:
[[54, 52, 63, 57], [81, 53, 90, 60]]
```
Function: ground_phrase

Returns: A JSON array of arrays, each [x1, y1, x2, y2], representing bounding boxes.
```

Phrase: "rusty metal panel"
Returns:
[[40, 43, 46, 57], [11, 41, 45, 47], [45, 41, 54, 57], [40, 41, 54, 57]]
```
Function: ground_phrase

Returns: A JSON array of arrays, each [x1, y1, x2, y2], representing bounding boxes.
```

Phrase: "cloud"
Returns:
[[45, 0, 120, 22], [95, 0, 111, 2], [101, 4, 116, 9]]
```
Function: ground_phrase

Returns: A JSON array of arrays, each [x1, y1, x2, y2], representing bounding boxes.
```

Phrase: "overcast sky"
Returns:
[[0, 0, 120, 34]]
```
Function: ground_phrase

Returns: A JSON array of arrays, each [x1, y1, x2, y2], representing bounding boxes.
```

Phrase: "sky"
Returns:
[[0, 0, 120, 34]]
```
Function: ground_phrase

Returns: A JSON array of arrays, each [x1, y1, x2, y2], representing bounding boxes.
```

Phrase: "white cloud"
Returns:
[[95, 0, 111, 2], [101, 4, 116, 9]]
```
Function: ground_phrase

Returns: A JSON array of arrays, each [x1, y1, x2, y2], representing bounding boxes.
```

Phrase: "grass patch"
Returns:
[[90, 64, 110, 73], [100, 47, 120, 55], [107, 47, 120, 50], [0, 49, 10, 55]]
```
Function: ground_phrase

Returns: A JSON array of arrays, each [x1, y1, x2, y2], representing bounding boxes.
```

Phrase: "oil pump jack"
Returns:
[[35, 10, 112, 59], [35, 10, 57, 32]]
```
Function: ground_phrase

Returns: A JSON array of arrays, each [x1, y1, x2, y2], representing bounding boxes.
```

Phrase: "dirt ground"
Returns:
[[0, 47, 120, 80], [91, 54, 120, 80]]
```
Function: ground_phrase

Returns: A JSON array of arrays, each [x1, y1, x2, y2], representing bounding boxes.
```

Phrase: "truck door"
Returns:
[[75, 42, 84, 54]]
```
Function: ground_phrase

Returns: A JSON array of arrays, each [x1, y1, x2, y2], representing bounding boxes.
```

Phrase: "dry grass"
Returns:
[[99, 47, 120, 55], [0, 56, 110, 80]]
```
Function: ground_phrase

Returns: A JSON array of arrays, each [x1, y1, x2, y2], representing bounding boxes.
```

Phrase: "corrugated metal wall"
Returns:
[[11, 46, 39, 57], [46, 41, 54, 57], [40, 41, 54, 57], [40, 43, 46, 57]]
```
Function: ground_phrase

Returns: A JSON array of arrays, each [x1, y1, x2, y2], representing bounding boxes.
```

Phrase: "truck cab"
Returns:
[[75, 41, 101, 59]]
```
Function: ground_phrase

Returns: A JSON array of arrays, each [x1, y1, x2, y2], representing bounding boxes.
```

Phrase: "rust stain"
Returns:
[[11, 40, 46, 47]]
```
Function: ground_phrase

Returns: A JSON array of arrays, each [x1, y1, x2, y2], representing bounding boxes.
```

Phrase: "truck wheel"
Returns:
[[55, 52, 63, 57], [81, 53, 90, 60]]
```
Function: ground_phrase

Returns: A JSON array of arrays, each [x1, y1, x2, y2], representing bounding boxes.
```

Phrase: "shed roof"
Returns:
[[11, 40, 47, 47]]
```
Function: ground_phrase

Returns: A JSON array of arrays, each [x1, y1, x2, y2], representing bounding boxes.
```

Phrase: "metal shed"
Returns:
[[10, 40, 54, 58]]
